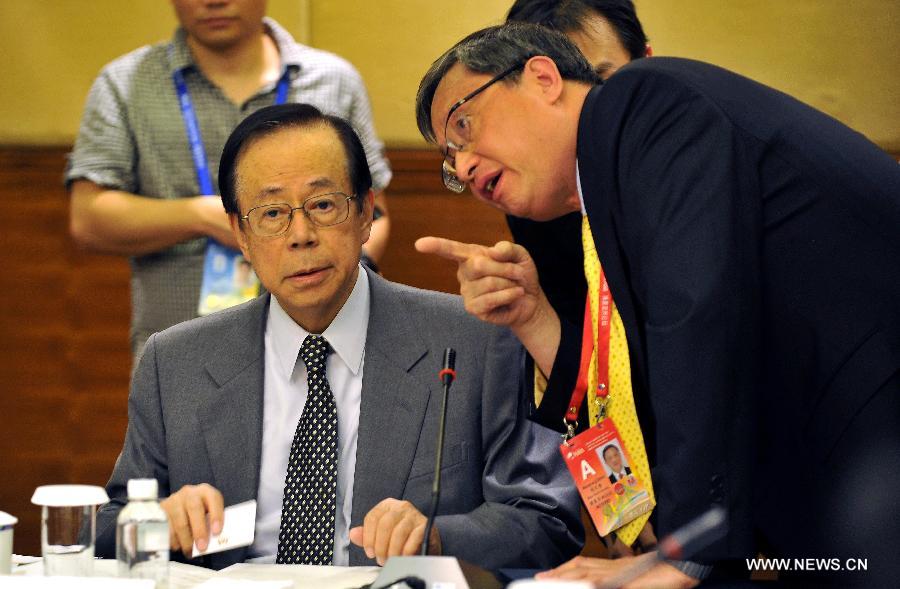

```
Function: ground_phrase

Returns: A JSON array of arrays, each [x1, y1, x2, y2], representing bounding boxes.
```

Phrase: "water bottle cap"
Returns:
[[127, 478, 159, 500]]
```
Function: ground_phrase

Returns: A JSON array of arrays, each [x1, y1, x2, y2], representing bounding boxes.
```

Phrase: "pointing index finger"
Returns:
[[415, 236, 487, 263]]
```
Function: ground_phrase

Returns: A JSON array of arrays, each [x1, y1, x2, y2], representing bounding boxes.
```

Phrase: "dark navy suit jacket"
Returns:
[[531, 57, 900, 566]]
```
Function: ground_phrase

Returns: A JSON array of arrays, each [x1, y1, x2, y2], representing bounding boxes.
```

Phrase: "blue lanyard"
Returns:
[[173, 68, 291, 195]]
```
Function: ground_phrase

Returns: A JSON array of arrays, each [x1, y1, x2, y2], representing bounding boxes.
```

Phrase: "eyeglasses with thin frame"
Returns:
[[441, 62, 525, 193], [240, 192, 357, 237]]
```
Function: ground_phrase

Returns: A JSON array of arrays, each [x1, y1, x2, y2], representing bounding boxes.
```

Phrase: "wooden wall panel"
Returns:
[[0, 146, 509, 556], [0, 146, 132, 556]]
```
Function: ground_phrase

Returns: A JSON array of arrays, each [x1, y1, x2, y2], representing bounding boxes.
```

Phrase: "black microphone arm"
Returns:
[[421, 348, 456, 555]]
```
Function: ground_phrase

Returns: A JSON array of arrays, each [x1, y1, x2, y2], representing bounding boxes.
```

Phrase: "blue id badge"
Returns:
[[198, 241, 260, 316]]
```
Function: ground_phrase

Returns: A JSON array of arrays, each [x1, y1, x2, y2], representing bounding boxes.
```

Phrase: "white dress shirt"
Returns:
[[576, 160, 587, 214], [247, 267, 369, 565]]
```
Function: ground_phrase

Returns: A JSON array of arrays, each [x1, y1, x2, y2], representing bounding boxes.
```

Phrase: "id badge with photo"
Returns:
[[560, 418, 655, 537], [198, 241, 260, 316]]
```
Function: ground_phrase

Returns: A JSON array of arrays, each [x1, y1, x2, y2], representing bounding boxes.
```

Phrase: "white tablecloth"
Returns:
[[10, 557, 379, 589]]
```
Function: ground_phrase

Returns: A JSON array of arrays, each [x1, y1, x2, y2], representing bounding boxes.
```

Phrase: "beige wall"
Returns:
[[0, 0, 308, 144], [313, 0, 899, 150], [309, 0, 512, 147], [1, 0, 898, 150]]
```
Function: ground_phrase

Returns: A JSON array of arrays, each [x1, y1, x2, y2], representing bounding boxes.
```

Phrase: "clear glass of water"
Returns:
[[41, 504, 96, 576], [31, 484, 109, 577]]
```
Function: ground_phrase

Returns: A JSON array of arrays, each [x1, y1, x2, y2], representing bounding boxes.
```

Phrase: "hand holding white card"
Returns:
[[192, 500, 257, 558]]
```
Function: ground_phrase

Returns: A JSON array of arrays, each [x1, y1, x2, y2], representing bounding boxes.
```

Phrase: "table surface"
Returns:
[[11, 558, 380, 589]]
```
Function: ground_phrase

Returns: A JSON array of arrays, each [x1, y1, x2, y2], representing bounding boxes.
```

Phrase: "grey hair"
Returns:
[[415, 22, 599, 143]]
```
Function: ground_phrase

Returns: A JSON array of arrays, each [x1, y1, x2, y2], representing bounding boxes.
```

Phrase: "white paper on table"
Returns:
[[218, 563, 380, 589], [2, 577, 154, 588], [192, 500, 257, 558], [194, 580, 292, 589], [169, 560, 218, 588], [12, 558, 216, 589]]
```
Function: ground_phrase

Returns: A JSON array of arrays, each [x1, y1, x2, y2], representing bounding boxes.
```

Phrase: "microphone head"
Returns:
[[659, 506, 727, 560], [442, 348, 456, 371], [439, 348, 457, 386]]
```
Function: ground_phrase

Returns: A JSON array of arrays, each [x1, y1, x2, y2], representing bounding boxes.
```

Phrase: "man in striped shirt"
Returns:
[[67, 0, 392, 361]]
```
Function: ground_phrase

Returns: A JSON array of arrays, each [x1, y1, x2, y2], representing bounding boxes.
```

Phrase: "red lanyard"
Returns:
[[565, 270, 613, 426]]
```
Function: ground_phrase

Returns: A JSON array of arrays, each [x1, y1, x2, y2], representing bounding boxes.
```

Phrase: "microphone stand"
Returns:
[[421, 348, 456, 555]]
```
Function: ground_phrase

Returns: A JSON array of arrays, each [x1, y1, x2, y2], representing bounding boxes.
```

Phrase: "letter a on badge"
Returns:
[[581, 460, 597, 480]]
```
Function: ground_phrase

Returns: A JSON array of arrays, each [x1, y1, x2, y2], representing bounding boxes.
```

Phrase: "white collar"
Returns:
[[267, 266, 370, 377], [576, 160, 587, 215]]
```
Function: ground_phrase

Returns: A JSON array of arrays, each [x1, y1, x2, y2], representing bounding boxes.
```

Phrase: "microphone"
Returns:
[[421, 348, 456, 556], [374, 347, 501, 589], [438, 348, 457, 386], [657, 505, 727, 561]]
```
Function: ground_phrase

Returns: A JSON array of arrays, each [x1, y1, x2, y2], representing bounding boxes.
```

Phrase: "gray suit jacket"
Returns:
[[96, 271, 582, 570]]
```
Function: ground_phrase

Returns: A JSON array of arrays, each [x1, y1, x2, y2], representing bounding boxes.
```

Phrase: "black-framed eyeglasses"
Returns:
[[441, 62, 525, 193], [240, 192, 357, 236]]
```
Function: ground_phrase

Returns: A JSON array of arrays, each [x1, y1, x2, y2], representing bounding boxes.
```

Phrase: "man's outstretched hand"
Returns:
[[415, 236, 561, 376], [415, 237, 542, 328]]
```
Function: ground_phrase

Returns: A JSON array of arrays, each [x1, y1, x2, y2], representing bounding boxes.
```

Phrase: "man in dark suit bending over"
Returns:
[[415, 22, 900, 587]]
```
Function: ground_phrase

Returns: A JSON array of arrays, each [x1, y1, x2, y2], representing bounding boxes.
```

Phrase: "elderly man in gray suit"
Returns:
[[95, 103, 582, 571]]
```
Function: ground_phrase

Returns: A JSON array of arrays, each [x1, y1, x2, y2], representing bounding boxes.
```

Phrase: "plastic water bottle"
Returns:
[[116, 478, 169, 588]]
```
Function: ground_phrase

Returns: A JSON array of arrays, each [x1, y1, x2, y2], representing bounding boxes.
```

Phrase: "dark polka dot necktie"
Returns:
[[276, 334, 337, 565]]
